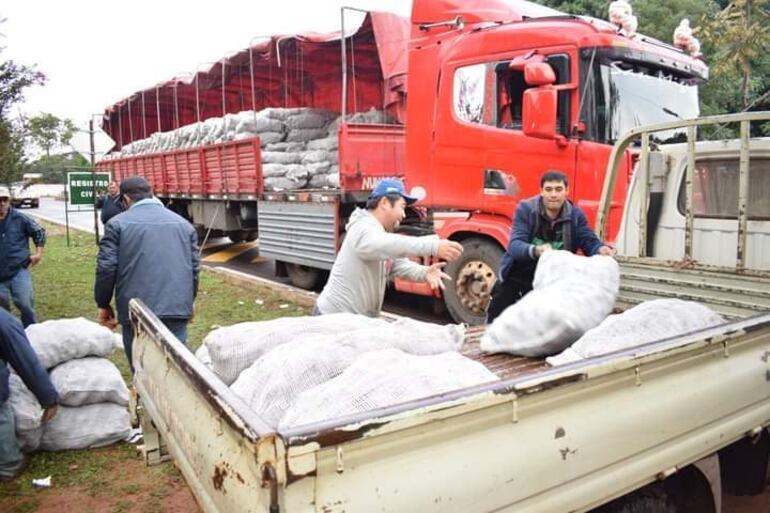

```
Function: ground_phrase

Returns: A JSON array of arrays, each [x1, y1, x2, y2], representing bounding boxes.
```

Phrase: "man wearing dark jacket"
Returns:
[[95, 181, 124, 225], [0, 298, 58, 481], [94, 176, 200, 373], [0, 186, 46, 327], [486, 170, 615, 322]]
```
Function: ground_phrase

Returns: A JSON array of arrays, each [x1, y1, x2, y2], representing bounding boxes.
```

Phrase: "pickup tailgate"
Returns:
[[129, 299, 278, 513]]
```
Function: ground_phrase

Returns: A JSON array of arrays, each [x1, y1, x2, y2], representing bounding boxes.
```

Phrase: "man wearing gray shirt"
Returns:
[[315, 179, 463, 317]]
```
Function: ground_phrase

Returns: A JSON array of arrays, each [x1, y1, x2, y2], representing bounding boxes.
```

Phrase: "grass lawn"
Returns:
[[0, 221, 307, 512]]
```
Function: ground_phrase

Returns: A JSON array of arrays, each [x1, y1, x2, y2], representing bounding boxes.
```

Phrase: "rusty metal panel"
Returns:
[[684, 125, 696, 260], [129, 299, 275, 513], [737, 120, 751, 269], [637, 133, 650, 257]]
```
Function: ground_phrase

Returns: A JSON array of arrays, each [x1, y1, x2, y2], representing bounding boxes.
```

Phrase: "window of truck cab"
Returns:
[[452, 54, 571, 135], [677, 157, 770, 221]]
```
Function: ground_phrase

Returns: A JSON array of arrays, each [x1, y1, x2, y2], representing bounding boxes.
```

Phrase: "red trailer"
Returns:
[[97, 0, 708, 324]]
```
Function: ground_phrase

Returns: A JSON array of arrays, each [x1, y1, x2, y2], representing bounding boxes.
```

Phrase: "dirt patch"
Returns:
[[0, 444, 200, 513]]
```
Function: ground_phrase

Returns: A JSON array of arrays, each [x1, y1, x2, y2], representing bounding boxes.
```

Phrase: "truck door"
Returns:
[[432, 48, 578, 218]]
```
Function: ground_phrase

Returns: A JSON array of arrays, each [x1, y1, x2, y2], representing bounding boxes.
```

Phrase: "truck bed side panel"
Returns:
[[283, 316, 770, 513]]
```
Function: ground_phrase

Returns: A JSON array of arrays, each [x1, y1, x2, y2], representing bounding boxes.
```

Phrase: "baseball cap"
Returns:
[[119, 176, 151, 196], [368, 179, 418, 205], [0, 186, 10, 199]]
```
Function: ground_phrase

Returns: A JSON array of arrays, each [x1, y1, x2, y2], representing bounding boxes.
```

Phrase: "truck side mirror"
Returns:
[[522, 87, 558, 140], [523, 62, 555, 86]]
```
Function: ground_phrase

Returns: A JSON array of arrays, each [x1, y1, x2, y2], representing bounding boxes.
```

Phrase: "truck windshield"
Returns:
[[596, 63, 699, 144]]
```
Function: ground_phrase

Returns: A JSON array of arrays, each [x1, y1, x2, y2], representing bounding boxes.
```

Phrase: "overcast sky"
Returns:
[[1, 0, 412, 154]]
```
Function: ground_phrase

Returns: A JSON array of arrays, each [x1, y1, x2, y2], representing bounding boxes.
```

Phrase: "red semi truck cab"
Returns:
[[393, 0, 708, 323], [97, 0, 708, 325]]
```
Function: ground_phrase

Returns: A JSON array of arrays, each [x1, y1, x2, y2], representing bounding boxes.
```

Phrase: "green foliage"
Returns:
[[0, 118, 26, 187], [0, 59, 45, 118], [699, 0, 770, 109], [25, 152, 90, 184], [26, 113, 76, 158], [538, 0, 606, 18]]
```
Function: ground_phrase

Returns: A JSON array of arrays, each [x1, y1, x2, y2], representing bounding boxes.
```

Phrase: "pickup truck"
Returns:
[[11, 183, 40, 208], [128, 112, 770, 512]]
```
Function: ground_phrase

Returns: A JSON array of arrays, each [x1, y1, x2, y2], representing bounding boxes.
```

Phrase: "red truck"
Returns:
[[97, 0, 708, 325]]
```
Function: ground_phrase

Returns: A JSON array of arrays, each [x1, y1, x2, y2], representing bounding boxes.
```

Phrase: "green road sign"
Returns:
[[68, 172, 111, 206]]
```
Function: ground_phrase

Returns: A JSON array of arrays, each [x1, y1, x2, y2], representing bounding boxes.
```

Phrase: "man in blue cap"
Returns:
[[315, 178, 463, 317]]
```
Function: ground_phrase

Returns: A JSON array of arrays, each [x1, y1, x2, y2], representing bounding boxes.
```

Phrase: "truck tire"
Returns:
[[591, 483, 677, 513], [443, 238, 503, 326], [285, 263, 321, 290]]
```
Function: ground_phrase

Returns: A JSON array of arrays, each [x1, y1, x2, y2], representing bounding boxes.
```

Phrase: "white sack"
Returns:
[[285, 128, 328, 143], [262, 151, 301, 165], [39, 403, 131, 451], [285, 110, 336, 130], [49, 357, 129, 407], [547, 299, 726, 366], [264, 141, 306, 152], [205, 313, 389, 385], [8, 373, 43, 452], [481, 251, 619, 357], [231, 319, 465, 426], [279, 349, 497, 429], [26, 318, 117, 369]]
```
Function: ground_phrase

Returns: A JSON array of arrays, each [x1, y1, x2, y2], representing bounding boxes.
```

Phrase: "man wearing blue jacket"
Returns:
[[486, 170, 615, 322], [94, 177, 200, 373], [0, 297, 58, 481], [0, 186, 46, 327]]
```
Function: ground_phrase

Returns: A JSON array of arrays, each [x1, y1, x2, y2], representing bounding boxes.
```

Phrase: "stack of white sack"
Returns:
[[481, 250, 620, 357], [10, 318, 130, 452], [99, 107, 394, 192], [546, 299, 726, 366], [202, 313, 391, 385], [230, 317, 466, 427], [279, 349, 498, 429]]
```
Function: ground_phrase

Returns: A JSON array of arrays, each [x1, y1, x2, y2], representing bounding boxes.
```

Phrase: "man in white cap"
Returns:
[[315, 178, 463, 317], [0, 186, 46, 327]]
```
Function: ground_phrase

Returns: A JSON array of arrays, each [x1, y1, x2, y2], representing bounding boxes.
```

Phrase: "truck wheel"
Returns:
[[285, 263, 321, 290], [443, 238, 502, 326], [591, 483, 677, 513]]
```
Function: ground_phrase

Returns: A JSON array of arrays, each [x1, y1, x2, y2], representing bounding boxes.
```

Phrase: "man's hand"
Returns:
[[41, 404, 58, 424], [425, 262, 452, 291], [534, 243, 553, 258], [598, 245, 616, 257], [98, 306, 118, 330], [28, 251, 43, 268], [436, 240, 463, 262]]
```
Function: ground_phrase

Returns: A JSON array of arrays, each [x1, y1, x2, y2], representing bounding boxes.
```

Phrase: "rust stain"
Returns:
[[761, 351, 770, 363], [554, 427, 566, 439], [212, 463, 228, 493]]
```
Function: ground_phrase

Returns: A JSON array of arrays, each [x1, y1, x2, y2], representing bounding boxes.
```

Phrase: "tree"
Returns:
[[0, 119, 26, 187], [699, 0, 770, 110], [24, 152, 90, 184], [26, 113, 76, 158]]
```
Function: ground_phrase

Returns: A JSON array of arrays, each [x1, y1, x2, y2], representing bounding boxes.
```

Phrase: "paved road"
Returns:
[[25, 197, 103, 235]]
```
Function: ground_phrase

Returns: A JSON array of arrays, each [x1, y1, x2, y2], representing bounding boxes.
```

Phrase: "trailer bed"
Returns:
[[460, 325, 548, 380]]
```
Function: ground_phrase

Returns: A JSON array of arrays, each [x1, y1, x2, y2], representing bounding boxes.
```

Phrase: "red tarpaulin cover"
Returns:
[[102, 12, 409, 150]]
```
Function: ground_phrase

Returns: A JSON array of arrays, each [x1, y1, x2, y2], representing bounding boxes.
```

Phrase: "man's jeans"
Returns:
[[0, 269, 37, 327], [121, 318, 188, 374], [0, 401, 23, 479]]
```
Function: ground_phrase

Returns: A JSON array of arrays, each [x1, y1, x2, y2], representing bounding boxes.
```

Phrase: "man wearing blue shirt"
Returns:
[[0, 186, 46, 327], [486, 171, 615, 322], [0, 297, 58, 480]]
